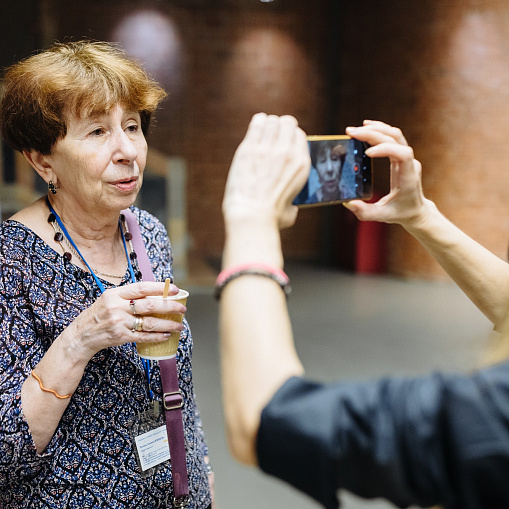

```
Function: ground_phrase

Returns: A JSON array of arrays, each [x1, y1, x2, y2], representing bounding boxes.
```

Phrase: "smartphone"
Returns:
[[293, 135, 372, 207]]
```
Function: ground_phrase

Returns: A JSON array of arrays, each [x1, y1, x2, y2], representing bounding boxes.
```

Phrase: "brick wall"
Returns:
[[336, 0, 509, 278]]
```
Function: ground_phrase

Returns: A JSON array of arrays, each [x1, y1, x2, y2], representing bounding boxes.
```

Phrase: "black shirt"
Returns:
[[257, 362, 509, 508]]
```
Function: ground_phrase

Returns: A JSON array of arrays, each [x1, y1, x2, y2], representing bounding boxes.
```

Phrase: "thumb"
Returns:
[[342, 200, 378, 222], [279, 205, 299, 230], [343, 199, 364, 216]]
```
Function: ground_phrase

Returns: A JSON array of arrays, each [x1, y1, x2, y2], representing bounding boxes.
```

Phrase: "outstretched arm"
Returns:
[[219, 113, 310, 464], [345, 121, 509, 327]]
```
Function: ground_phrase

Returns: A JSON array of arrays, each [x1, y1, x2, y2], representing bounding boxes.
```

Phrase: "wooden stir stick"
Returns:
[[163, 277, 172, 298]]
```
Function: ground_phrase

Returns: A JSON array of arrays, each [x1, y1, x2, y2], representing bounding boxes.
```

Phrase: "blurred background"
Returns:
[[0, 0, 507, 507], [3, 0, 509, 283]]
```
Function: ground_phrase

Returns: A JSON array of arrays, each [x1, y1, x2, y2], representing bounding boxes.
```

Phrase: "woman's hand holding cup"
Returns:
[[62, 281, 186, 364]]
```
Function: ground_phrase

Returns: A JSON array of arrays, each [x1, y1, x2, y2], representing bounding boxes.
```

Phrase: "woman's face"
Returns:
[[315, 147, 342, 198], [46, 104, 147, 215]]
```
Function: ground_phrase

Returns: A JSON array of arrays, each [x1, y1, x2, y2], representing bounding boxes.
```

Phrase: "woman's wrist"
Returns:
[[402, 199, 471, 257], [55, 324, 93, 372], [224, 210, 279, 234], [24, 336, 86, 406], [223, 219, 284, 269], [401, 198, 440, 236]]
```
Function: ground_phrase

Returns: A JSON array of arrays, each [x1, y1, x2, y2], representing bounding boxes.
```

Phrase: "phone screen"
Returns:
[[293, 135, 372, 207]]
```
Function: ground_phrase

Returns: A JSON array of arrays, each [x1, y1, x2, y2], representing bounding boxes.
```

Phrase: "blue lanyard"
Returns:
[[48, 201, 136, 291], [48, 201, 154, 400]]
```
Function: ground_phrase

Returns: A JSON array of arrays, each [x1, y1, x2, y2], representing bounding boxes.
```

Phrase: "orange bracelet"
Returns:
[[31, 371, 72, 400]]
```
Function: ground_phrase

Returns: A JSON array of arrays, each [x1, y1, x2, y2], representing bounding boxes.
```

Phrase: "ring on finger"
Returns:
[[130, 299, 137, 315], [131, 315, 144, 332]]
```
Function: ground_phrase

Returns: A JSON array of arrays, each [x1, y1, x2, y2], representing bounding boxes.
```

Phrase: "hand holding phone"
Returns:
[[293, 135, 372, 207]]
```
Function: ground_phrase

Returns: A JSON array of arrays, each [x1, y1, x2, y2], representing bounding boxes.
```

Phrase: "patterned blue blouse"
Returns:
[[0, 207, 211, 508]]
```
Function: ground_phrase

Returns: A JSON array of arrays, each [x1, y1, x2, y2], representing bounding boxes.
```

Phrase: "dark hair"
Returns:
[[0, 40, 167, 154]]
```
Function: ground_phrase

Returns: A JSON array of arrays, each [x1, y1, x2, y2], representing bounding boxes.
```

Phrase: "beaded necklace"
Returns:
[[45, 198, 142, 293], [49, 219, 128, 279]]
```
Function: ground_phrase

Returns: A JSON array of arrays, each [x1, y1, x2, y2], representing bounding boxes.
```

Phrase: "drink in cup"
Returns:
[[136, 289, 189, 360]]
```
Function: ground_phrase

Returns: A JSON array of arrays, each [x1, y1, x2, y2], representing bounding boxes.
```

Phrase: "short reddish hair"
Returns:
[[0, 40, 167, 154]]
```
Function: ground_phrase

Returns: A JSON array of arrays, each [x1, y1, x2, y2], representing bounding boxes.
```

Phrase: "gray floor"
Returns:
[[186, 262, 492, 509]]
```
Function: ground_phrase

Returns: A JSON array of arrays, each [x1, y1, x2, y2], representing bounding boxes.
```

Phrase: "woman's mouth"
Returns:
[[110, 177, 138, 192]]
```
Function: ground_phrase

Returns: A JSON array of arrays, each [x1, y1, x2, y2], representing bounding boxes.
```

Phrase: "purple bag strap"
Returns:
[[159, 356, 189, 504], [122, 208, 190, 506], [122, 209, 155, 282]]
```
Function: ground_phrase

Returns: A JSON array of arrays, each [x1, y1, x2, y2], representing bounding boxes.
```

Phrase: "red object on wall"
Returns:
[[355, 194, 387, 274], [355, 219, 387, 274], [332, 193, 387, 274]]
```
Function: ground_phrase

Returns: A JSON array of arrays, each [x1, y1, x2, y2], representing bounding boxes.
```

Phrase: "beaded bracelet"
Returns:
[[31, 371, 72, 400], [214, 263, 291, 300]]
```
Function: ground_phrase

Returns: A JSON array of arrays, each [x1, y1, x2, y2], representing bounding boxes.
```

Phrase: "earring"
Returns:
[[48, 181, 59, 194]]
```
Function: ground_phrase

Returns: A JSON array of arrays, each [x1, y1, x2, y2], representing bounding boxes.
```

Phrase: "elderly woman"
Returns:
[[307, 140, 346, 203], [0, 41, 212, 508]]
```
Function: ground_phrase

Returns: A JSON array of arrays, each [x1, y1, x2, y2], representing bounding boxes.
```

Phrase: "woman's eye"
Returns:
[[126, 124, 139, 133], [90, 128, 105, 136]]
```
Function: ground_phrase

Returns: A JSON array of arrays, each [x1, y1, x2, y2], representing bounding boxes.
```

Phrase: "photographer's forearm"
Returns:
[[220, 219, 304, 465], [404, 199, 509, 326]]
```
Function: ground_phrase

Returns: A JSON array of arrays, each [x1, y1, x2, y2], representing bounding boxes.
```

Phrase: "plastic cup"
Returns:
[[136, 289, 189, 360]]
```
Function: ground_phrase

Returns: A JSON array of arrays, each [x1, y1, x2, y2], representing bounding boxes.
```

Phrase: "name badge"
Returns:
[[134, 424, 170, 471]]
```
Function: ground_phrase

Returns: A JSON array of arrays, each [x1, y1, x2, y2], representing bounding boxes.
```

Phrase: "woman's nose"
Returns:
[[113, 129, 137, 163]]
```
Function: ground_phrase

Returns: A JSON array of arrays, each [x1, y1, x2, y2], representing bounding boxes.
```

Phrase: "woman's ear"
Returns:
[[22, 150, 56, 185]]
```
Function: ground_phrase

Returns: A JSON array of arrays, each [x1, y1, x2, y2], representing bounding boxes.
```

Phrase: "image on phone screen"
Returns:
[[293, 135, 372, 207]]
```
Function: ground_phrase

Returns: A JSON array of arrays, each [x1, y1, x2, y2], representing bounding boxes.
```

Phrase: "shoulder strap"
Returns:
[[122, 208, 155, 282], [121, 207, 190, 506]]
